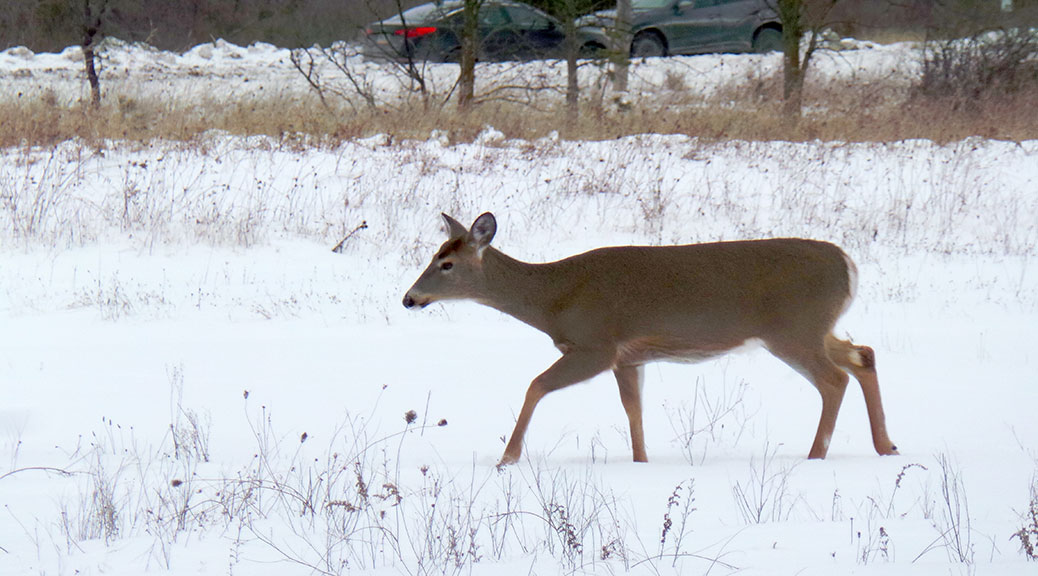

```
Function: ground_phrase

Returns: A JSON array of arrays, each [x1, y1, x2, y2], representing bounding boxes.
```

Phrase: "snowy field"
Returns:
[[2, 40, 1038, 575]]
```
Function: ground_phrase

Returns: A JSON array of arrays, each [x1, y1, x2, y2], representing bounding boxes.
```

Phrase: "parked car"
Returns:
[[363, 0, 607, 62], [578, 0, 783, 58]]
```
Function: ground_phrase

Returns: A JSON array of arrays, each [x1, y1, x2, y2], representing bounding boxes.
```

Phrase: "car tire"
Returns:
[[631, 31, 666, 58], [752, 28, 783, 53]]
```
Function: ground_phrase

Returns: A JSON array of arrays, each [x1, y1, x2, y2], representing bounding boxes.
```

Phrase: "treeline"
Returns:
[[0, 0, 1034, 53]]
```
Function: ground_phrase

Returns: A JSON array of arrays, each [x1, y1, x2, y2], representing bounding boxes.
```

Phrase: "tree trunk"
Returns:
[[564, 9, 579, 122], [458, 0, 480, 111], [82, 0, 104, 109], [778, 0, 804, 121], [612, 0, 632, 93], [781, 28, 803, 119]]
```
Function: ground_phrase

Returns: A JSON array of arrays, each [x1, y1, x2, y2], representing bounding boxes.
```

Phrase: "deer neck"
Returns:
[[477, 247, 559, 333]]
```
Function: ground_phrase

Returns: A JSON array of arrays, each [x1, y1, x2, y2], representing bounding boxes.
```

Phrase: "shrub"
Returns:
[[1014, 476, 1038, 561], [917, 28, 1038, 107]]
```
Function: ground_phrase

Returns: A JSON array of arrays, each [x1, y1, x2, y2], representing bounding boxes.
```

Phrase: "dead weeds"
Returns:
[[2, 71, 1035, 148]]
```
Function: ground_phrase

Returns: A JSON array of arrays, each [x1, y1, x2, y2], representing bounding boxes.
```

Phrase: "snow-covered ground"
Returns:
[[1, 40, 1037, 575], [0, 35, 912, 109]]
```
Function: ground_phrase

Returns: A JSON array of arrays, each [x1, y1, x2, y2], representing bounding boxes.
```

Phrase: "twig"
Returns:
[[331, 220, 368, 253], [289, 48, 332, 111], [0, 466, 76, 482]]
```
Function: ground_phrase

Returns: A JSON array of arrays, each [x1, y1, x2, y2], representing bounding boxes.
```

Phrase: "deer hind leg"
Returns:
[[767, 339, 850, 459], [614, 365, 648, 463], [825, 335, 899, 456], [499, 347, 616, 467]]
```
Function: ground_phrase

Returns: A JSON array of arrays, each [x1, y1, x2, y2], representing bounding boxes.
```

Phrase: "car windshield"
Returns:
[[381, 2, 455, 25], [631, 0, 674, 8]]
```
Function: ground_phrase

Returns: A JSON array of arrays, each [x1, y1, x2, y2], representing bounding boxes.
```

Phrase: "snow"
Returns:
[[1, 39, 1038, 575], [0, 35, 921, 109]]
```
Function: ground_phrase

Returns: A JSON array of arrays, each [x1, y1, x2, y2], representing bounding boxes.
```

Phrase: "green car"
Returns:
[[578, 0, 783, 57]]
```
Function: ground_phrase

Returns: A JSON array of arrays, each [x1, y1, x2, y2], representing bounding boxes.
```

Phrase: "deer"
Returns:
[[402, 212, 898, 466]]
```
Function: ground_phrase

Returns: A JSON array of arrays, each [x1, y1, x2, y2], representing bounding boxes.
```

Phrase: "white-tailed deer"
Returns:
[[403, 212, 898, 465]]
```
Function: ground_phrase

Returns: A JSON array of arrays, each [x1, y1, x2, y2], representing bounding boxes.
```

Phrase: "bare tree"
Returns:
[[564, 17, 579, 118], [290, 45, 377, 111], [540, 0, 610, 123], [611, 0, 632, 92], [81, 0, 108, 108], [291, 0, 442, 111], [384, 0, 434, 102], [458, 0, 483, 110], [557, 0, 584, 120], [774, 0, 841, 121]]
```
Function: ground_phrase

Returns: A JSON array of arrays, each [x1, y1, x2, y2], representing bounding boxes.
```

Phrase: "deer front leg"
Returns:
[[499, 347, 616, 467], [614, 365, 648, 463]]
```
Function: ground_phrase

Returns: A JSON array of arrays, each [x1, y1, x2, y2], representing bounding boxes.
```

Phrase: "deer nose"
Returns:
[[403, 294, 416, 309]]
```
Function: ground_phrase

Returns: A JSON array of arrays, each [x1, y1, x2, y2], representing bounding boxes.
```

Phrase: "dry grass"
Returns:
[[2, 72, 1036, 148]]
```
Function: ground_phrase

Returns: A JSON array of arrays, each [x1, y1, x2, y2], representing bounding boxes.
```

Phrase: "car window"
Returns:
[[632, 0, 675, 9], [442, 5, 509, 28], [503, 5, 553, 29], [480, 5, 510, 27], [386, 3, 448, 25]]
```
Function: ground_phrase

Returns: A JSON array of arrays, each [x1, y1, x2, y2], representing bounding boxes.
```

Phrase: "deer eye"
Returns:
[[440, 262, 454, 271]]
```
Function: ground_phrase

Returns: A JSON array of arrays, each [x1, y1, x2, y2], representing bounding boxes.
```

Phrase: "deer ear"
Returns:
[[441, 213, 469, 239], [469, 212, 497, 250]]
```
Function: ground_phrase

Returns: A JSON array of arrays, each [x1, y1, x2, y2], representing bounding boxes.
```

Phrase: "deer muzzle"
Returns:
[[402, 292, 430, 309]]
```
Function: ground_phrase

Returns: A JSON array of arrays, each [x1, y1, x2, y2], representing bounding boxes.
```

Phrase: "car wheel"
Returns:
[[631, 32, 665, 58], [753, 28, 783, 53]]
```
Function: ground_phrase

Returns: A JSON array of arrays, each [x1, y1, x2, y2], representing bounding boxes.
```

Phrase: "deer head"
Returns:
[[402, 212, 497, 309]]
